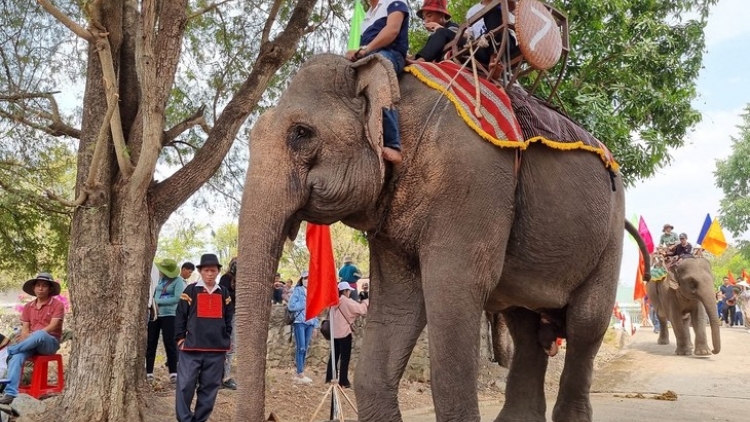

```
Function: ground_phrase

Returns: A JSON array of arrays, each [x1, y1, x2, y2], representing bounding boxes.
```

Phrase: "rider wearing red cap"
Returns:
[[414, 0, 459, 62]]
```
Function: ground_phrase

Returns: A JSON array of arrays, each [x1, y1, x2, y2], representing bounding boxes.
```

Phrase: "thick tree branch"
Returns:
[[261, 0, 284, 45], [130, 0, 189, 198], [92, 28, 134, 178], [188, 0, 234, 20], [150, 0, 320, 225], [36, 0, 93, 40], [161, 106, 208, 146]]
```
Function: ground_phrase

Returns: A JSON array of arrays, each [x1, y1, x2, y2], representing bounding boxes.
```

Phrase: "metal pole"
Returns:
[[328, 306, 339, 420]]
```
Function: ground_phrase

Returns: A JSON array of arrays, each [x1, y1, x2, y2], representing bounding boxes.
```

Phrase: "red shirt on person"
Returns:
[[20, 296, 65, 340]]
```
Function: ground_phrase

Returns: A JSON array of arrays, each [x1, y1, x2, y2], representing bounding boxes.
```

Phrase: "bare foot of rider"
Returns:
[[383, 147, 403, 164]]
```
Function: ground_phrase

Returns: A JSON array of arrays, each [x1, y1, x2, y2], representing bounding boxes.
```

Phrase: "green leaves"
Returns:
[[715, 104, 750, 257], [410, 0, 716, 185]]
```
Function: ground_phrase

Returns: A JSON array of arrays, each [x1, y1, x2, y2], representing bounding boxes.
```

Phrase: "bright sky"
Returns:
[[618, 0, 750, 290]]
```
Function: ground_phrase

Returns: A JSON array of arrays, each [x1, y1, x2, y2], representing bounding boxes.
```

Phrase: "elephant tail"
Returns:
[[625, 220, 651, 282]]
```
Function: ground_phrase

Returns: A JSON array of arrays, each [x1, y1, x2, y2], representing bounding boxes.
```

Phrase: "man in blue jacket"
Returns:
[[346, 0, 410, 165], [175, 253, 233, 422]]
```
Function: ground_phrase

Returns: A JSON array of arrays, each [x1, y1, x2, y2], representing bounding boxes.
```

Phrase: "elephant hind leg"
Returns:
[[355, 243, 426, 422], [552, 262, 619, 422], [496, 307, 548, 422]]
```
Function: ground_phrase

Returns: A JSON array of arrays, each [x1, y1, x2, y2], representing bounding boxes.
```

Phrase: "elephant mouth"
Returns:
[[286, 218, 302, 241]]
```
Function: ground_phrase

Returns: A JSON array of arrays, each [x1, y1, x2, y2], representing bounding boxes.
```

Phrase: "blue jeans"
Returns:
[[649, 306, 660, 332], [293, 323, 314, 375], [368, 48, 405, 151], [4, 330, 60, 397]]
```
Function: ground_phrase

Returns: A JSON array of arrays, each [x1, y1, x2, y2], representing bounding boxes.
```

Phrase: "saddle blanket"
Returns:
[[404, 61, 619, 171], [404, 61, 524, 145]]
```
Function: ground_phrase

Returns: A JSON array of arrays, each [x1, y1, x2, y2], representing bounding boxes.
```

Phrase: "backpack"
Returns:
[[284, 309, 298, 325]]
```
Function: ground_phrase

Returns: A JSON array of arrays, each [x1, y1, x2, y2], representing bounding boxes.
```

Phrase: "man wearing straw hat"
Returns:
[[659, 223, 678, 246], [0, 272, 65, 405]]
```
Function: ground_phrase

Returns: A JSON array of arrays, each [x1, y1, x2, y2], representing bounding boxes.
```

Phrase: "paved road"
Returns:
[[406, 326, 750, 421]]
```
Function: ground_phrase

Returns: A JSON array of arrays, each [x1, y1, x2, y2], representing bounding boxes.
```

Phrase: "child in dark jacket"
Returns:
[[174, 253, 233, 422]]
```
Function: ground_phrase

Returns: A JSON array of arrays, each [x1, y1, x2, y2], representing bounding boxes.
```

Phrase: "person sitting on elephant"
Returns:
[[346, 0, 410, 165], [412, 0, 459, 63], [667, 233, 692, 258], [659, 223, 678, 246], [465, 0, 521, 69]]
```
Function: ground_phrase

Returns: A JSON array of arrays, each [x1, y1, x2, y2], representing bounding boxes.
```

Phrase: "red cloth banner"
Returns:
[[728, 270, 736, 285], [633, 251, 647, 301], [305, 223, 340, 321]]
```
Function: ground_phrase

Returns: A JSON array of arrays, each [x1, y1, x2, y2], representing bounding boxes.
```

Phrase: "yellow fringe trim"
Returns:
[[404, 65, 621, 172]]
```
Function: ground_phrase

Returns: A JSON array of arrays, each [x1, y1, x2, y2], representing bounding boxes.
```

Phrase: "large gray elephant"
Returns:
[[235, 53, 644, 422], [646, 257, 720, 355]]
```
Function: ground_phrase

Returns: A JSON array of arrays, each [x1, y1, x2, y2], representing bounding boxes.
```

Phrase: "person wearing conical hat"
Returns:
[[0, 273, 65, 405], [413, 0, 460, 62]]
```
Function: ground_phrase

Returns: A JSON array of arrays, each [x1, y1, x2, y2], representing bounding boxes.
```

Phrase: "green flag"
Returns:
[[347, 0, 366, 50]]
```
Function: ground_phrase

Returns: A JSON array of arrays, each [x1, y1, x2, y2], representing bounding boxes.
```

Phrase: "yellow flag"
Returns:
[[701, 218, 727, 256]]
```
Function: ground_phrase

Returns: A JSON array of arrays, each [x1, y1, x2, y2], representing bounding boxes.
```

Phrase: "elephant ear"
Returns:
[[350, 54, 401, 183]]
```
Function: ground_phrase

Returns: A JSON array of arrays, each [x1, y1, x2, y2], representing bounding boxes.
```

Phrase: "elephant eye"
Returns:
[[288, 124, 314, 144]]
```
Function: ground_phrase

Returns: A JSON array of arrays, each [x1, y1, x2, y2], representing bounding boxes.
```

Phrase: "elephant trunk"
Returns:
[[235, 112, 305, 420], [700, 292, 721, 354]]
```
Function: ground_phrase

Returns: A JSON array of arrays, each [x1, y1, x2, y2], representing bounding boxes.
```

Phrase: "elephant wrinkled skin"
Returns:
[[646, 257, 721, 356], [235, 54, 631, 422]]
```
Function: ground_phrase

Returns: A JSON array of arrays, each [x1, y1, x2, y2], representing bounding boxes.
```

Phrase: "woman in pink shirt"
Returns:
[[325, 282, 368, 388]]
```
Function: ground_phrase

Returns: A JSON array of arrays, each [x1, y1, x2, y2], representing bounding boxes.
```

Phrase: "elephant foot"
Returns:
[[551, 398, 593, 422], [657, 336, 669, 345], [495, 409, 545, 422], [674, 346, 692, 355], [693, 346, 712, 356]]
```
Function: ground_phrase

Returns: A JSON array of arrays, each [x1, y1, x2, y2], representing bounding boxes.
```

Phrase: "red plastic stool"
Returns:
[[18, 354, 64, 398]]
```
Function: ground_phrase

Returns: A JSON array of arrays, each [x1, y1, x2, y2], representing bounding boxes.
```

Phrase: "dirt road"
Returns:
[[406, 326, 750, 421]]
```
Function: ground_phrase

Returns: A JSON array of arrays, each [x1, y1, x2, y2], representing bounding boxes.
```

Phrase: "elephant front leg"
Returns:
[[496, 307, 548, 422], [421, 252, 491, 422], [355, 243, 426, 422], [690, 307, 711, 356]]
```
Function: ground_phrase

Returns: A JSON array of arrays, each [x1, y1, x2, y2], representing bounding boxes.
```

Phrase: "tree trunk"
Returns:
[[63, 196, 159, 421], [55, 14, 161, 420]]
